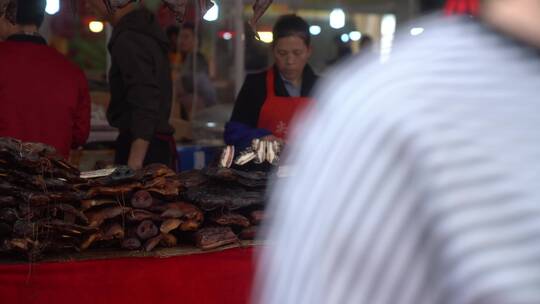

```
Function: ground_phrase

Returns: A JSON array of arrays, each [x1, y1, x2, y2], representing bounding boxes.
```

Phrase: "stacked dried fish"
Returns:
[[0, 138, 90, 259], [0, 136, 268, 259], [80, 164, 206, 252], [179, 167, 268, 250]]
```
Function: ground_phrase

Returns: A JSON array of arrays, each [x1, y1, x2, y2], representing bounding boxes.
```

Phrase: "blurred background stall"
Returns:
[[39, 0, 446, 171]]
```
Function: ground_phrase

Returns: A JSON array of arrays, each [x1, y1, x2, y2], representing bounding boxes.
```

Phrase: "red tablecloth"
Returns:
[[0, 247, 256, 304]]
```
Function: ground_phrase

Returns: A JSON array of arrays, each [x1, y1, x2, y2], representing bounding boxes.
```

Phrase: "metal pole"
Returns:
[[233, 0, 245, 96], [190, 2, 200, 121], [106, 23, 113, 79]]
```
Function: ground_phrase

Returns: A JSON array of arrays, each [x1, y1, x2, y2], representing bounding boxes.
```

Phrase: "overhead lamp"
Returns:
[[381, 14, 397, 36], [340, 33, 350, 43], [309, 25, 321, 36], [329, 8, 345, 29], [410, 27, 425, 36], [258, 32, 273, 44], [349, 31, 362, 41], [203, 1, 219, 22], [45, 0, 60, 15], [89, 21, 104, 33]]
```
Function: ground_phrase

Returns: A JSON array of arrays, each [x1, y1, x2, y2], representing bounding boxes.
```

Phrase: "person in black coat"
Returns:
[[86, 0, 175, 170], [224, 14, 319, 151]]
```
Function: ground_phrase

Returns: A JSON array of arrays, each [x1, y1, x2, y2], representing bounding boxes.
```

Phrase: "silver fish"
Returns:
[[235, 150, 257, 166], [219, 146, 235, 168], [273, 140, 282, 154], [251, 138, 261, 151], [255, 140, 266, 164], [265, 141, 275, 164]]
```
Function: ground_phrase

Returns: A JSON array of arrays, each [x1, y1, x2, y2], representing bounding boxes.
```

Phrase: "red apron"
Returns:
[[257, 68, 311, 139]]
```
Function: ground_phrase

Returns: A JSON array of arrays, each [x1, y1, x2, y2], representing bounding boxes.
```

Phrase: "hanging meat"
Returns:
[[250, 0, 273, 39]]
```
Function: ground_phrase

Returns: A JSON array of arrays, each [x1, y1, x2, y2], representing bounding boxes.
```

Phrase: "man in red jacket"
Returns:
[[0, 0, 90, 159]]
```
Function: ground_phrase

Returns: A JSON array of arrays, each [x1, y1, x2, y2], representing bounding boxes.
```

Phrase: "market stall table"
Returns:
[[0, 243, 260, 304]]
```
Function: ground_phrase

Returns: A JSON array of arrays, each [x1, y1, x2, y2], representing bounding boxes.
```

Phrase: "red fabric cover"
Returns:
[[445, 0, 479, 15], [0, 40, 90, 159], [0, 247, 256, 304], [257, 68, 311, 140]]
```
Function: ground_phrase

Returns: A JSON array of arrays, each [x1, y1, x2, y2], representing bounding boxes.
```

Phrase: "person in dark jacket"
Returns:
[[176, 22, 217, 120], [86, 0, 175, 170], [224, 14, 319, 151], [0, 0, 90, 159]]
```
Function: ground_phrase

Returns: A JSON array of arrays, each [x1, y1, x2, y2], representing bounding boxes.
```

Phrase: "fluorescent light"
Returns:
[[381, 14, 396, 36], [329, 8, 345, 29], [349, 31, 362, 41], [258, 31, 273, 44], [410, 27, 424, 36], [222, 32, 232, 40], [203, 1, 219, 22], [340, 33, 350, 43], [380, 14, 397, 63], [89, 21, 104, 33], [45, 0, 60, 15], [309, 25, 321, 36]]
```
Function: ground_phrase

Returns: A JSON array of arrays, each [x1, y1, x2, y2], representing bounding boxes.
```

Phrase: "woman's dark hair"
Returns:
[[15, 0, 46, 27], [272, 14, 311, 47]]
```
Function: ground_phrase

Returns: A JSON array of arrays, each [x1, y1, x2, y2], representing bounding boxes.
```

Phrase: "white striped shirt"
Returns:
[[256, 16, 540, 304]]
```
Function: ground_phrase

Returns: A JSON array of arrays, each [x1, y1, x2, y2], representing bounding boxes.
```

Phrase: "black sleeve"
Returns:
[[111, 31, 162, 141], [229, 72, 267, 128]]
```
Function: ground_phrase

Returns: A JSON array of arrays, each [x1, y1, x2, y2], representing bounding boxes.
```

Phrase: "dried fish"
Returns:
[[102, 222, 125, 240], [136, 220, 159, 240], [195, 227, 239, 250], [211, 212, 251, 228], [235, 150, 257, 166], [80, 199, 117, 210], [255, 140, 266, 164], [160, 233, 178, 247], [131, 190, 154, 209], [251, 138, 261, 151], [239, 226, 258, 240], [121, 238, 141, 250], [219, 145, 235, 168], [265, 140, 275, 164], [144, 234, 163, 252], [126, 209, 161, 222], [85, 206, 132, 228], [160, 219, 182, 234]]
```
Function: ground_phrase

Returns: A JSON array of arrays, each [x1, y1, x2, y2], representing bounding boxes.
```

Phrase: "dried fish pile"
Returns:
[[79, 164, 205, 252], [178, 167, 267, 250], [80, 164, 268, 252], [0, 138, 90, 259], [0, 137, 269, 260]]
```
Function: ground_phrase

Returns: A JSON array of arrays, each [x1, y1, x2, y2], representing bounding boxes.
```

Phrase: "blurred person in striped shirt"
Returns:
[[256, 1, 540, 304]]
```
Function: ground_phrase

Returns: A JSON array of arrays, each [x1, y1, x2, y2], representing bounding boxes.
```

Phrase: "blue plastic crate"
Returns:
[[176, 145, 223, 172]]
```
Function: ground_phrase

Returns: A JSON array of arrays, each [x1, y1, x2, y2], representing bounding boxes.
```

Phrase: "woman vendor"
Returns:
[[224, 14, 319, 150]]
